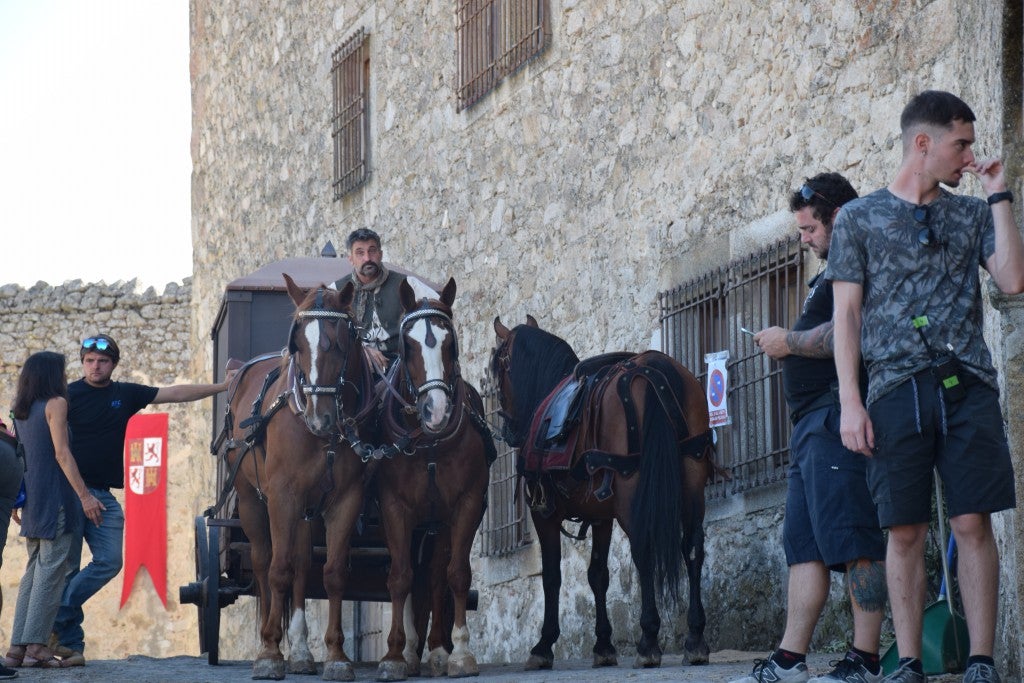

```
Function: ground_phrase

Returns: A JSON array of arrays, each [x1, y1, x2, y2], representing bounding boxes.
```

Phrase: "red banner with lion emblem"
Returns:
[[120, 412, 168, 608]]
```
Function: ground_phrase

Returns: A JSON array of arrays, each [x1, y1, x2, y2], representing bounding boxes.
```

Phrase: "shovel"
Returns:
[[880, 471, 969, 675]]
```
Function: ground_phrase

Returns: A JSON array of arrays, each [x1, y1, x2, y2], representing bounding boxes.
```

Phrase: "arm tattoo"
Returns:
[[784, 322, 834, 359], [848, 560, 887, 613]]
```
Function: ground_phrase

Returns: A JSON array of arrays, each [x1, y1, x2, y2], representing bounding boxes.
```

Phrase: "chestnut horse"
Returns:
[[491, 316, 713, 670], [223, 275, 377, 681], [375, 278, 494, 681]]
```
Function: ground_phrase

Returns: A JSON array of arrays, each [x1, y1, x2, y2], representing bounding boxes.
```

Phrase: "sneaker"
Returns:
[[962, 662, 1001, 683], [880, 660, 926, 682], [809, 652, 883, 682], [730, 657, 810, 683], [0, 664, 15, 680]]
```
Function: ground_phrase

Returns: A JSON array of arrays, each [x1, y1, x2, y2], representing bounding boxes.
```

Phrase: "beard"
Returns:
[[360, 261, 380, 277]]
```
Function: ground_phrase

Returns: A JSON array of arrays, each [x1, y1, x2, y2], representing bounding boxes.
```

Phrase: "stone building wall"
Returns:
[[0, 279, 220, 657], [177, 0, 1023, 673]]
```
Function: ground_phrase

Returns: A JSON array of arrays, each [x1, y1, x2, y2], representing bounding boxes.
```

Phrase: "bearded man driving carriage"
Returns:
[[337, 227, 408, 374]]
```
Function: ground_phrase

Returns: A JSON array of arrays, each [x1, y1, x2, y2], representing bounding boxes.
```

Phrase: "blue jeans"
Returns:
[[53, 488, 123, 654]]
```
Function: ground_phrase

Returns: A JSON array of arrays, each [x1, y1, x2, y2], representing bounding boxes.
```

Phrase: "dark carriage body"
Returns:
[[179, 246, 468, 664]]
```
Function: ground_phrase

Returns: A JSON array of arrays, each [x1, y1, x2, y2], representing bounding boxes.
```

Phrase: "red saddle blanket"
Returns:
[[521, 375, 581, 473]]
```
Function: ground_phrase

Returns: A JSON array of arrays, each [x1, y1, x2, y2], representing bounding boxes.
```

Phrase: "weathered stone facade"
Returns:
[[187, 0, 1024, 673]]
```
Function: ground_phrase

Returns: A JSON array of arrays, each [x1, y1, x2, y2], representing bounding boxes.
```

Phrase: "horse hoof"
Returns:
[[322, 660, 355, 682], [376, 660, 407, 681], [404, 653, 422, 677], [427, 647, 449, 677], [524, 654, 553, 671], [592, 652, 618, 667], [252, 658, 287, 680], [685, 636, 710, 665], [289, 655, 318, 675], [633, 652, 662, 669], [447, 653, 479, 678]]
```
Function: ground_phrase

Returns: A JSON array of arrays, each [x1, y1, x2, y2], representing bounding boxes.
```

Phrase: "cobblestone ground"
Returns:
[[4, 651, 963, 683]]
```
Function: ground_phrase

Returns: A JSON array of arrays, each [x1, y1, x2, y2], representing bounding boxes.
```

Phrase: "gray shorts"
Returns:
[[867, 369, 1016, 527], [783, 402, 885, 570]]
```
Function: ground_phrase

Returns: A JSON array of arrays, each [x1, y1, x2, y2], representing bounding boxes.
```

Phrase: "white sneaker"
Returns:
[[731, 656, 810, 683]]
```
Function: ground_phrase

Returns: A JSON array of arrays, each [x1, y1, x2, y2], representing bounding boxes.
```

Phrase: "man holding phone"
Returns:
[[733, 173, 886, 683]]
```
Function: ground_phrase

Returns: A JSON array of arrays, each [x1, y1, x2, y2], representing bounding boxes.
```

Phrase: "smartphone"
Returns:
[[740, 327, 755, 337]]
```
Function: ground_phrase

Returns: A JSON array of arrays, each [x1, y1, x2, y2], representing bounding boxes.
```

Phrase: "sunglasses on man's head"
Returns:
[[799, 184, 835, 208], [81, 337, 112, 352]]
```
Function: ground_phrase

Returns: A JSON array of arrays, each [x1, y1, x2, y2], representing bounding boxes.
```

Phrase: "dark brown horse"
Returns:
[[374, 278, 494, 681], [223, 275, 377, 681], [491, 315, 713, 670]]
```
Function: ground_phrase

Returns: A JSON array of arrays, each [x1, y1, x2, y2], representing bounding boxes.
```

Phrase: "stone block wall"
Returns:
[[0, 278, 226, 657]]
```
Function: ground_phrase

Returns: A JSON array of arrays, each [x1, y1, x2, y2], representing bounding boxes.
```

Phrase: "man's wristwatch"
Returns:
[[987, 191, 1014, 206]]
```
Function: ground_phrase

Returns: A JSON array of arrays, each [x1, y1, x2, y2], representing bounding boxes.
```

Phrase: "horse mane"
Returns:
[[505, 325, 579, 443], [294, 283, 347, 316]]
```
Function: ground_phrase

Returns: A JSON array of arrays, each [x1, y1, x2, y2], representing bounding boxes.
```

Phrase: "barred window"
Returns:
[[331, 28, 370, 199], [479, 377, 531, 556], [456, 0, 549, 112], [659, 237, 805, 500]]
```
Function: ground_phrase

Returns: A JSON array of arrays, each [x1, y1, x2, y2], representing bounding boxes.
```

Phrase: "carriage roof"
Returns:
[[214, 245, 439, 333], [221, 256, 437, 293]]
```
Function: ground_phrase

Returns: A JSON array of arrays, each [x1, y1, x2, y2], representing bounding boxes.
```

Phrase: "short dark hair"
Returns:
[[346, 228, 381, 251], [789, 172, 859, 226], [12, 351, 68, 420], [900, 90, 976, 133], [80, 334, 121, 365]]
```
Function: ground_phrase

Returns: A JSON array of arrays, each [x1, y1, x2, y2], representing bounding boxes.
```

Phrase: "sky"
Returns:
[[0, 1, 192, 289]]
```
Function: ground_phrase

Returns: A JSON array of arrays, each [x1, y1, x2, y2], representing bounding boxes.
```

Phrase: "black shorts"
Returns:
[[783, 403, 885, 570], [867, 370, 1016, 527]]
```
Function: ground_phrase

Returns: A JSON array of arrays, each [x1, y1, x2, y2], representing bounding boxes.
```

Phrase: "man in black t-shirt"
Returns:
[[732, 174, 886, 683], [51, 334, 234, 667]]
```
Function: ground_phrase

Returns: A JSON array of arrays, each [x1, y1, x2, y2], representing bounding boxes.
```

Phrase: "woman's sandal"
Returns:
[[22, 654, 67, 668], [2, 648, 24, 668]]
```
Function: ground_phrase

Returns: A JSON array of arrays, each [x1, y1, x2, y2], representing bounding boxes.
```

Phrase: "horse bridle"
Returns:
[[369, 304, 467, 459], [287, 289, 357, 418], [398, 305, 460, 402], [491, 335, 522, 447]]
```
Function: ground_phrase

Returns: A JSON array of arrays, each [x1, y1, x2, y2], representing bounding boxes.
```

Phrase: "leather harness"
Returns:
[[522, 352, 713, 517]]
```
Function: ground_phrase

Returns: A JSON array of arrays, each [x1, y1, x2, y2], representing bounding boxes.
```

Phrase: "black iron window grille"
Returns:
[[331, 28, 370, 199], [659, 236, 805, 500], [479, 376, 531, 556], [456, 0, 549, 112]]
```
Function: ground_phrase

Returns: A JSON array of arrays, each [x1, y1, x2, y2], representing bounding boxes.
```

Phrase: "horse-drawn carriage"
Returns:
[[180, 245, 716, 679], [179, 246, 487, 677]]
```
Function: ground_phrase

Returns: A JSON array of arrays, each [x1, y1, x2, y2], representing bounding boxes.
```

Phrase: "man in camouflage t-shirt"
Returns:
[[828, 91, 1024, 683]]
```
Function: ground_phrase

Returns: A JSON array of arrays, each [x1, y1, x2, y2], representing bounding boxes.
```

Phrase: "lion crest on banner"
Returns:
[[127, 437, 163, 495]]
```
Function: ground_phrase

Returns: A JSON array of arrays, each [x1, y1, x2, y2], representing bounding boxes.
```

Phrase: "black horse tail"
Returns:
[[630, 380, 683, 604]]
